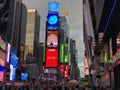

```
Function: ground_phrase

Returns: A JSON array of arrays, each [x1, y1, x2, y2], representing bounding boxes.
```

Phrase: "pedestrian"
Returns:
[[75, 85, 80, 90]]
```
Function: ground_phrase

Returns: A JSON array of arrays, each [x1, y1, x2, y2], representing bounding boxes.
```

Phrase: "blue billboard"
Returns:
[[48, 2, 59, 12], [9, 52, 18, 68], [47, 13, 59, 30], [21, 73, 28, 81]]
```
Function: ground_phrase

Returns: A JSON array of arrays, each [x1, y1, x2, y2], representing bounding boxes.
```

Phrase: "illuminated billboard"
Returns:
[[0, 36, 6, 51], [0, 58, 5, 66], [48, 2, 59, 12], [9, 52, 18, 68], [45, 48, 58, 67], [64, 44, 69, 63], [59, 44, 69, 63], [47, 13, 59, 30], [59, 64, 69, 78], [0, 65, 4, 81], [10, 65, 16, 81], [84, 56, 89, 75], [6, 43, 11, 62], [0, 71, 4, 81], [59, 44, 64, 63], [65, 55, 69, 63], [21, 73, 28, 81], [47, 31, 58, 48]]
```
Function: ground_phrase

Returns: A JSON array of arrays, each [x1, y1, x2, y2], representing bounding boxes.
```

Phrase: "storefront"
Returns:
[[113, 51, 120, 90]]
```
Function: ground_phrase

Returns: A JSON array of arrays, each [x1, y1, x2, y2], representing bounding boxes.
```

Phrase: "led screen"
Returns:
[[59, 64, 69, 78], [84, 56, 89, 75], [6, 43, 11, 62], [10, 65, 16, 81], [0, 36, 6, 51], [48, 2, 59, 12], [45, 48, 58, 67], [47, 13, 59, 30], [43, 68, 57, 74], [9, 52, 18, 68], [59, 44, 64, 63], [0, 58, 5, 66], [0, 71, 4, 81], [59, 44, 69, 63], [47, 31, 58, 48], [64, 64, 69, 78], [64, 44, 69, 63], [0, 66, 4, 81], [0, 66, 4, 71], [21, 73, 28, 81], [64, 55, 69, 63]]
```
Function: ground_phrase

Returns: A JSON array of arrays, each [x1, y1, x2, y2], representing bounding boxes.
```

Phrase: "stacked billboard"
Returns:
[[0, 37, 6, 81], [45, 2, 59, 68]]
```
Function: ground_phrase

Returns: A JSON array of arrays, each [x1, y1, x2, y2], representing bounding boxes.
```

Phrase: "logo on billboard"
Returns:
[[48, 2, 59, 12], [47, 13, 59, 30]]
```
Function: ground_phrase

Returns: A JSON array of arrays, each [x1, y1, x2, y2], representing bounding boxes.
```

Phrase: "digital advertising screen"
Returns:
[[45, 48, 58, 67], [47, 13, 59, 30], [59, 64, 69, 78], [46, 31, 58, 48], [10, 65, 16, 81], [0, 58, 5, 66], [43, 68, 57, 74], [0, 66, 4, 81], [0, 36, 6, 51], [48, 2, 59, 12], [9, 52, 18, 68], [6, 43, 11, 62], [59, 44, 64, 63], [59, 44, 69, 63], [64, 54, 69, 63], [0, 71, 4, 81], [21, 73, 28, 81]]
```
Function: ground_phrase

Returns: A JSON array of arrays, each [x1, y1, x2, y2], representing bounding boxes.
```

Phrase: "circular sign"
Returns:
[[48, 15, 58, 25]]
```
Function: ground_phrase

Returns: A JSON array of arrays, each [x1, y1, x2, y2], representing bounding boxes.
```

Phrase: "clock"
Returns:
[[48, 2, 59, 12], [48, 15, 58, 25]]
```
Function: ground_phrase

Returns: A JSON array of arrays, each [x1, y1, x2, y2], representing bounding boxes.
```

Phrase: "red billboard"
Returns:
[[46, 31, 58, 48], [45, 48, 58, 67], [59, 64, 69, 78]]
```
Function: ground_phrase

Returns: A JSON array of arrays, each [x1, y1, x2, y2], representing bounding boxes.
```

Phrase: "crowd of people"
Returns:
[[0, 80, 91, 90], [34, 80, 90, 90]]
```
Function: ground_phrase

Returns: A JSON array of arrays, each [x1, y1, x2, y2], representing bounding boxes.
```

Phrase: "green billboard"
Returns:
[[59, 44, 64, 63], [59, 44, 69, 63]]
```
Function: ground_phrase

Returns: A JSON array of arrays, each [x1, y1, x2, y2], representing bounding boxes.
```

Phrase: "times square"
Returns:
[[0, 0, 120, 90]]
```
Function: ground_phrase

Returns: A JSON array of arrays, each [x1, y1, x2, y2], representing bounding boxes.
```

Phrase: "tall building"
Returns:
[[24, 9, 40, 61], [59, 10, 70, 79], [70, 39, 77, 79], [59, 16, 69, 43], [84, 0, 120, 89], [19, 3, 27, 63]]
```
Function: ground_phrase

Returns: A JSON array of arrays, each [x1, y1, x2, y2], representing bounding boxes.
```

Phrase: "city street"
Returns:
[[0, 0, 120, 90]]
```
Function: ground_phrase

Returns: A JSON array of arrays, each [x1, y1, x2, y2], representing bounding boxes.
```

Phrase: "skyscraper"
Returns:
[[24, 9, 40, 61]]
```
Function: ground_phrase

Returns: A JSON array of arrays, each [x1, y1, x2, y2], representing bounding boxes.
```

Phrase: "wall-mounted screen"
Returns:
[[21, 73, 28, 81], [46, 31, 58, 48], [45, 48, 58, 67]]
